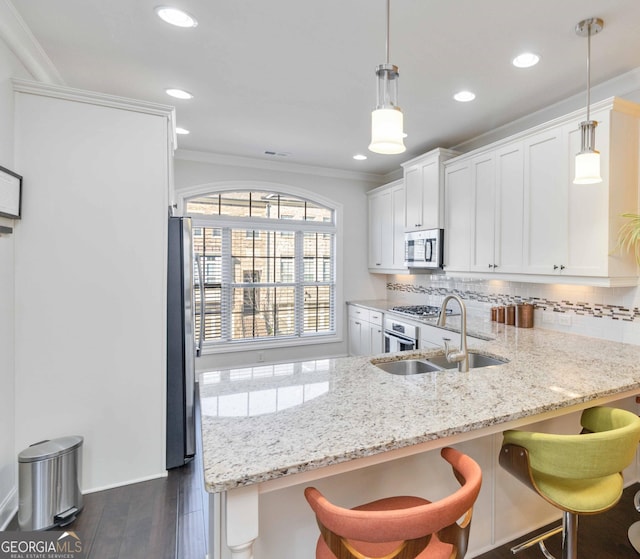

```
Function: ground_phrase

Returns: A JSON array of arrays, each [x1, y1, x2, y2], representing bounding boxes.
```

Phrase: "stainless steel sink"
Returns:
[[374, 352, 508, 375], [375, 359, 443, 375], [425, 352, 508, 370]]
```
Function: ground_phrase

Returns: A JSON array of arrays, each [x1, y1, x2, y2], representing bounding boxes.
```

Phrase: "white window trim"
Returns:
[[177, 181, 344, 354]]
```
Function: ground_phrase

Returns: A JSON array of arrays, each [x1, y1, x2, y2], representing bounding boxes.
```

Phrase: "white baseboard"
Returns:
[[83, 470, 168, 495], [0, 488, 18, 531]]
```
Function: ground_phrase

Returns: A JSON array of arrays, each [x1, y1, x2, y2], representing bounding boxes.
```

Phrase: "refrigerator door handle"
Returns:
[[195, 253, 205, 357]]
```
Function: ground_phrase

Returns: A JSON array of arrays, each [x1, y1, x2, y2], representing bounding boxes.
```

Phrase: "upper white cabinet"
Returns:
[[402, 148, 458, 231], [444, 97, 640, 286], [561, 105, 638, 280], [368, 179, 408, 274], [495, 143, 526, 274], [469, 145, 526, 274], [443, 159, 471, 272], [521, 127, 566, 275]]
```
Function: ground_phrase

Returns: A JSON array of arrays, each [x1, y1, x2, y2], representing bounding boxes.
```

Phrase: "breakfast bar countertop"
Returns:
[[198, 324, 640, 493]]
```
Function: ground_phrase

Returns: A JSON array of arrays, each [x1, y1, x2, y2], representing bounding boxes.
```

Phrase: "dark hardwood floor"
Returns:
[[6, 471, 640, 558], [6, 456, 207, 559], [6, 395, 209, 559], [5, 417, 640, 559]]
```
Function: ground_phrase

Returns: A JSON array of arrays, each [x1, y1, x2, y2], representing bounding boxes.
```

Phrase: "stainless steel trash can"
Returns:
[[18, 436, 83, 531]]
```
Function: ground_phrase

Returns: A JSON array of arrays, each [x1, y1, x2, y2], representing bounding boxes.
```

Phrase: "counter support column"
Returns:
[[209, 485, 260, 559]]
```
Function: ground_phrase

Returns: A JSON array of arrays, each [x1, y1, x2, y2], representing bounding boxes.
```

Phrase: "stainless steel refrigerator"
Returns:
[[166, 215, 196, 469]]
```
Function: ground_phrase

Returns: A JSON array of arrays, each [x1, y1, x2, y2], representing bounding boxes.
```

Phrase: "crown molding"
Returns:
[[175, 149, 386, 184], [0, 0, 64, 84], [453, 66, 640, 154], [13, 78, 176, 117]]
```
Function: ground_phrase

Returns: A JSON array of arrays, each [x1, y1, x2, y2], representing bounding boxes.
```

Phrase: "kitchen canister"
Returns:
[[516, 303, 534, 328], [490, 307, 497, 321], [496, 306, 505, 323], [505, 305, 516, 326]]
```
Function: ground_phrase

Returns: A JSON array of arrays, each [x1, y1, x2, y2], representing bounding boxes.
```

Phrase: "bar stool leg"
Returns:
[[562, 511, 578, 559], [628, 490, 640, 554]]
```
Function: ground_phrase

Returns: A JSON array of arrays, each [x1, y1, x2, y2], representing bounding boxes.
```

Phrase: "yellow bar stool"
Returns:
[[499, 406, 640, 559]]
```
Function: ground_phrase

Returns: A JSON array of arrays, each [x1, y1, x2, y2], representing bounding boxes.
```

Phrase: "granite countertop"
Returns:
[[198, 325, 640, 493]]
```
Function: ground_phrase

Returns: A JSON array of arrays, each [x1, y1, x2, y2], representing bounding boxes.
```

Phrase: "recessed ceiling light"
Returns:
[[353, 154, 367, 161], [453, 91, 476, 102], [165, 88, 193, 100], [513, 52, 540, 68], [155, 7, 198, 28], [176, 127, 190, 135]]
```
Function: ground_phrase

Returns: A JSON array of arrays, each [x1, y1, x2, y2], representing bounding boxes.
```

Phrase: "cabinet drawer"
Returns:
[[368, 311, 383, 326], [348, 305, 370, 322], [420, 324, 461, 348]]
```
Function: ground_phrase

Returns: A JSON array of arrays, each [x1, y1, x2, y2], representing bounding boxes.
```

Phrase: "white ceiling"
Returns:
[[11, 0, 640, 176]]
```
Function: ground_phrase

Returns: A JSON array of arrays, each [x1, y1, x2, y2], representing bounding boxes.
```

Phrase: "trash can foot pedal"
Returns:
[[55, 507, 79, 527]]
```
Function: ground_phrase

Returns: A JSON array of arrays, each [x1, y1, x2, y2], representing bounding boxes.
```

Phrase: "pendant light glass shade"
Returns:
[[370, 107, 405, 154], [574, 120, 601, 184], [369, 63, 405, 154], [369, 1, 406, 155], [573, 18, 603, 184]]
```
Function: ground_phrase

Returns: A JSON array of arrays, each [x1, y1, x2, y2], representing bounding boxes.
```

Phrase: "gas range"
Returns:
[[391, 305, 454, 318]]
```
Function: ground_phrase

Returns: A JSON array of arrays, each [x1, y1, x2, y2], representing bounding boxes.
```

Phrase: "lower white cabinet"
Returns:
[[420, 323, 460, 350], [348, 306, 384, 356]]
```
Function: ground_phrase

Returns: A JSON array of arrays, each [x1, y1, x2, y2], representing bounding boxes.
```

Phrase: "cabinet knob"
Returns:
[[415, 223, 421, 227], [494, 264, 498, 269], [560, 265, 565, 270], [553, 265, 558, 270], [488, 263, 493, 268]]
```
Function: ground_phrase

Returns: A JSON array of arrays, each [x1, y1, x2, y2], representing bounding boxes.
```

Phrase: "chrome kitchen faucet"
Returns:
[[437, 295, 469, 372]]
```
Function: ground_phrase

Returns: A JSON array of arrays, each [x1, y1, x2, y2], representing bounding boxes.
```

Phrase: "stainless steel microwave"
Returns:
[[404, 229, 444, 269]]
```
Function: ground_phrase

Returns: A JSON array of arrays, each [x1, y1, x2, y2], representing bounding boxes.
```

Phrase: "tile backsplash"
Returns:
[[387, 274, 640, 345]]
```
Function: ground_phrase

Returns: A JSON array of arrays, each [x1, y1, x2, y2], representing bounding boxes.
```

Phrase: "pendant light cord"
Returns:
[[385, 0, 390, 64], [586, 21, 591, 122]]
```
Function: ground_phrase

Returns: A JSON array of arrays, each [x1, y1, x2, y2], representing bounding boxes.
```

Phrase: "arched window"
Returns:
[[183, 188, 337, 350]]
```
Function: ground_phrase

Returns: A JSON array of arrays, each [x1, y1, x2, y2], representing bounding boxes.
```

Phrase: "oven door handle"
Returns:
[[384, 330, 417, 345]]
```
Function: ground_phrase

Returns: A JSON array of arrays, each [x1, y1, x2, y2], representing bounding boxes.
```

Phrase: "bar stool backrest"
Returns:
[[305, 446, 482, 559]]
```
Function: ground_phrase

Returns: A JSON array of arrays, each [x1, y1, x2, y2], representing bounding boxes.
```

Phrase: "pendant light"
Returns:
[[368, 0, 406, 155], [573, 17, 604, 184]]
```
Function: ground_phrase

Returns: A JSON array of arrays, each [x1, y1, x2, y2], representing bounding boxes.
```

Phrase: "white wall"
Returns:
[[13, 86, 170, 492], [174, 152, 387, 369], [0, 36, 30, 529]]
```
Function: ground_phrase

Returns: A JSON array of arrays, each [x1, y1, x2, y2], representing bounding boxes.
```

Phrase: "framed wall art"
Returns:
[[0, 165, 22, 219]]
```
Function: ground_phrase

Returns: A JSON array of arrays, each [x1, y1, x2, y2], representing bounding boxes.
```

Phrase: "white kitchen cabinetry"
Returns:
[[470, 152, 496, 272], [444, 97, 640, 286], [348, 305, 383, 356], [368, 180, 408, 273], [443, 159, 472, 272], [522, 127, 566, 275], [470, 144, 525, 274], [561, 105, 638, 280], [523, 102, 640, 281], [420, 323, 460, 350], [402, 148, 458, 232]]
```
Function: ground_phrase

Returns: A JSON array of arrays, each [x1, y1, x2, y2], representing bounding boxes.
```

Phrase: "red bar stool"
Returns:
[[499, 406, 640, 559], [304, 446, 482, 559]]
